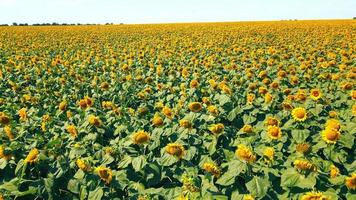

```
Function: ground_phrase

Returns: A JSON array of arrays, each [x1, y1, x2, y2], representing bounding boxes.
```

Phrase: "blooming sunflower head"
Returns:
[[66, 124, 77, 137], [241, 124, 253, 133], [265, 116, 279, 126], [291, 107, 307, 122], [152, 113, 164, 127], [246, 93, 255, 104], [263, 147, 274, 161], [296, 143, 310, 154], [132, 130, 150, 144], [310, 88, 322, 100], [96, 166, 113, 184], [207, 105, 219, 116], [0, 112, 10, 125], [59, 100, 67, 111], [325, 119, 341, 131], [300, 191, 329, 200], [243, 194, 255, 200], [267, 125, 282, 140], [25, 148, 39, 164], [208, 123, 224, 135], [235, 144, 256, 163], [179, 119, 192, 129], [88, 115, 102, 126], [0, 145, 11, 160], [321, 128, 340, 144], [76, 159, 90, 172], [188, 102, 202, 112], [330, 165, 339, 178], [18, 108, 27, 121], [202, 162, 220, 177], [293, 159, 316, 171], [162, 106, 174, 119], [165, 143, 185, 159], [345, 173, 356, 190]]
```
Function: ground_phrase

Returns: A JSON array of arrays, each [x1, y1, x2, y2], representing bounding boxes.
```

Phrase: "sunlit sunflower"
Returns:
[[291, 107, 307, 122], [165, 143, 185, 159], [345, 173, 356, 190], [241, 124, 253, 133], [293, 159, 316, 171], [310, 89, 322, 100], [202, 162, 220, 177], [267, 125, 282, 140], [152, 113, 164, 127], [76, 159, 90, 172], [265, 116, 279, 126], [88, 115, 102, 126], [321, 128, 340, 144], [0, 112, 10, 125], [179, 119, 192, 129], [263, 147, 274, 161], [208, 123, 224, 134], [243, 194, 255, 200], [235, 144, 256, 163], [25, 148, 39, 164], [325, 119, 341, 131], [162, 106, 174, 119], [330, 165, 339, 178], [188, 102, 202, 112], [132, 130, 150, 144], [66, 124, 78, 137], [300, 191, 329, 200], [96, 166, 112, 184]]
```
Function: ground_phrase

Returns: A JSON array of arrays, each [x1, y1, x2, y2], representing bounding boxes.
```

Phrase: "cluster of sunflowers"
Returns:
[[0, 20, 355, 200]]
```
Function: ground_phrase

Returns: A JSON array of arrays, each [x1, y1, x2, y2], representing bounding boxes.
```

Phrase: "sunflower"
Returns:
[[310, 88, 322, 100], [263, 147, 274, 161], [88, 115, 102, 126], [325, 119, 341, 131], [246, 93, 255, 104], [267, 125, 282, 140], [76, 159, 90, 172], [0, 112, 10, 125], [188, 102, 202, 112], [353, 104, 356, 116], [291, 107, 307, 122], [293, 159, 316, 171], [162, 106, 174, 119], [351, 90, 356, 100], [296, 143, 310, 154], [96, 166, 112, 184], [241, 124, 253, 133], [4, 125, 14, 140], [328, 111, 338, 118], [202, 162, 220, 177], [25, 148, 39, 164], [207, 105, 219, 116], [18, 108, 27, 121], [243, 195, 255, 200], [345, 173, 356, 190], [0, 145, 11, 160], [58, 100, 67, 111], [66, 124, 78, 137], [321, 128, 340, 144], [132, 130, 150, 144], [208, 123, 224, 134], [179, 119, 192, 129], [264, 93, 273, 103], [235, 144, 256, 163], [165, 143, 185, 159], [300, 191, 329, 200], [330, 165, 339, 178], [152, 113, 163, 127], [265, 116, 279, 126], [190, 79, 199, 88]]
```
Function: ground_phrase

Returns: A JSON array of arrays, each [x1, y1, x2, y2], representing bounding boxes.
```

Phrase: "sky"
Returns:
[[0, 0, 354, 24]]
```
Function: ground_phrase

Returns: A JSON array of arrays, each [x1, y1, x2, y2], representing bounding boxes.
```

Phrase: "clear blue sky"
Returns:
[[0, 0, 354, 24]]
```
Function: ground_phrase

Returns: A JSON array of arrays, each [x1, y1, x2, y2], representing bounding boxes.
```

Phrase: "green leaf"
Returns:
[[67, 179, 80, 194], [246, 176, 269, 198], [216, 172, 236, 186], [74, 169, 85, 180], [132, 155, 147, 172], [227, 107, 242, 121], [281, 169, 300, 188], [296, 174, 316, 189], [88, 187, 103, 200], [0, 158, 7, 169], [291, 129, 310, 143], [339, 132, 354, 149], [117, 155, 132, 169], [159, 154, 178, 166]]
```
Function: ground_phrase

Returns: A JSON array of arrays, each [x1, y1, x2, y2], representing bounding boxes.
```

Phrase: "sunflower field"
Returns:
[[0, 20, 355, 200]]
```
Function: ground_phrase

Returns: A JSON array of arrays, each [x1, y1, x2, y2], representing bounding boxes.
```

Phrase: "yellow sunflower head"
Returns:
[[208, 123, 224, 135], [345, 173, 356, 190], [25, 148, 39, 164], [291, 107, 307, 122], [202, 162, 220, 177], [96, 166, 113, 184], [188, 102, 202, 112], [267, 125, 282, 140], [235, 144, 256, 163], [132, 130, 150, 144], [321, 128, 340, 144], [165, 143, 185, 159], [310, 88, 322, 100], [300, 191, 329, 200]]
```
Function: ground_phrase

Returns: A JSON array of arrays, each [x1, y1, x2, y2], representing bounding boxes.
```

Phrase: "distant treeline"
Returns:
[[0, 22, 122, 26]]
